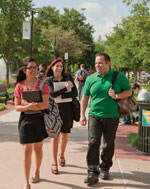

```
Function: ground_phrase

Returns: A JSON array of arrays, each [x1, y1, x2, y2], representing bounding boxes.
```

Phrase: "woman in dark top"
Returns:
[[45, 58, 78, 174]]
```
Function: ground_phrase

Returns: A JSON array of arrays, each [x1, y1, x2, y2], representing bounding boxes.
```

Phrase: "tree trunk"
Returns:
[[127, 68, 129, 80], [135, 65, 138, 83], [6, 61, 9, 88], [6, 48, 11, 88]]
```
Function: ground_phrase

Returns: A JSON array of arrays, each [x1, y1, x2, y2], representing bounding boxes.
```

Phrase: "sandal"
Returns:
[[24, 184, 31, 189], [31, 175, 40, 183], [59, 156, 65, 167], [51, 164, 58, 174]]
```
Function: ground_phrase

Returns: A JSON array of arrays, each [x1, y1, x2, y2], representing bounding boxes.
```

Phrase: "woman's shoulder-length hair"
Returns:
[[45, 57, 65, 77]]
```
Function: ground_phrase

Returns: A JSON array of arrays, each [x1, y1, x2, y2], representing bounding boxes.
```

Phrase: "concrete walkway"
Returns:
[[0, 104, 150, 189]]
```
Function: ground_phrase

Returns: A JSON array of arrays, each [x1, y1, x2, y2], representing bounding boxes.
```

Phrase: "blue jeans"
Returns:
[[87, 115, 119, 175], [78, 81, 85, 101], [123, 115, 131, 124]]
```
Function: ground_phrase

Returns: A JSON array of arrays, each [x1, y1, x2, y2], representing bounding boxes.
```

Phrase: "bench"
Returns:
[[0, 84, 9, 104]]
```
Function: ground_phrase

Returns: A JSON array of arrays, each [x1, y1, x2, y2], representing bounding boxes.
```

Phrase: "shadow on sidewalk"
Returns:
[[0, 121, 18, 142], [37, 171, 149, 189], [112, 171, 150, 189]]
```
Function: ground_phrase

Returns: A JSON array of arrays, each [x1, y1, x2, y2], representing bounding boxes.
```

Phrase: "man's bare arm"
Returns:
[[80, 95, 90, 126], [109, 89, 132, 99]]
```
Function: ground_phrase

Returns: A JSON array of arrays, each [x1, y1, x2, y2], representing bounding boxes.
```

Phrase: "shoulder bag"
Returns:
[[72, 97, 80, 122], [112, 71, 137, 118], [40, 79, 63, 138]]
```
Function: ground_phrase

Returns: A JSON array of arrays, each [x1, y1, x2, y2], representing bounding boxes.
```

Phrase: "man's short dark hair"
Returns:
[[132, 83, 140, 89], [96, 53, 110, 62]]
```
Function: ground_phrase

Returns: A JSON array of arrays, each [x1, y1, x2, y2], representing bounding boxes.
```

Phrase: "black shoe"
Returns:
[[100, 169, 110, 180], [84, 172, 99, 185]]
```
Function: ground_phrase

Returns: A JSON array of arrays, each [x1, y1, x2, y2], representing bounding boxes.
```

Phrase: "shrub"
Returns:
[[0, 103, 6, 111]]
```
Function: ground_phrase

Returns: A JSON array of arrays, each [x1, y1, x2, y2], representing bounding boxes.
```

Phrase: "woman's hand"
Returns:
[[21, 99, 29, 106], [21, 100, 39, 110], [27, 102, 39, 111], [66, 81, 73, 90]]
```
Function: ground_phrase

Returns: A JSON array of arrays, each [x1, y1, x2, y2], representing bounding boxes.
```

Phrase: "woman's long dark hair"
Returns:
[[16, 57, 36, 83], [45, 58, 65, 77]]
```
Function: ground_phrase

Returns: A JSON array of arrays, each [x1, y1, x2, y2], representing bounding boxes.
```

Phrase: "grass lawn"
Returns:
[[141, 85, 150, 93], [128, 133, 138, 148]]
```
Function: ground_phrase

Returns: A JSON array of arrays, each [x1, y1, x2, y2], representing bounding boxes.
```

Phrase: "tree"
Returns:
[[0, 0, 32, 87], [94, 36, 106, 54], [60, 8, 95, 69], [30, 6, 95, 71], [105, 0, 150, 81], [42, 25, 90, 70]]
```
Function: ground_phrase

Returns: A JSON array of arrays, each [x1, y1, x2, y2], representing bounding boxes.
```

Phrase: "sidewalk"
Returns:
[[0, 103, 149, 188]]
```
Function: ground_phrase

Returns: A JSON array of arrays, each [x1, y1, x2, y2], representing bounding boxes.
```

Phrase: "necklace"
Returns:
[[25, 80, 37, 90]]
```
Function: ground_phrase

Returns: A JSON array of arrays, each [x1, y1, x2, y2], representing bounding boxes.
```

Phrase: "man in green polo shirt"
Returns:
[[80, 53, 132, 185]]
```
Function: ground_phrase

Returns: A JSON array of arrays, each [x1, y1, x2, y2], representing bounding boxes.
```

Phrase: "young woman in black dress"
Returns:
[[14, 57, 49, 189], [45, 58, 78, 174]]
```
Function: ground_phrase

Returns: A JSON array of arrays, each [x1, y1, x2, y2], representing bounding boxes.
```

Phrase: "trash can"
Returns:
[[138, 102, 150, 155]]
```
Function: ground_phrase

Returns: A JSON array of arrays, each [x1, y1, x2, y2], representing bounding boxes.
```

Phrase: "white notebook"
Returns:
[[53, 82, 72, 103]]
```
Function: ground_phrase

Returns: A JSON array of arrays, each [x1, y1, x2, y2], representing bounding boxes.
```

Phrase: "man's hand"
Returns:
[[80, 115, 87, 126], [108, 87, 116, 99]]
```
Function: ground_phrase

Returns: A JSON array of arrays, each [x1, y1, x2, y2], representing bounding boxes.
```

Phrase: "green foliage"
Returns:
[[141, 85, 150, 93], [0, 3, 95, 86], [31, 6, 95, 70], [60, 8, 95, 69], [128, 133, 138, 148], [122, 0, 149, 6], [0, 97, 6, 103], [94, 36, 106, 54], [0, 0, 33, 86], [7, 86, 14, 93], [0, 103, 5, 111], [106, 1, 150, 77], [42, 25, 90, 66]]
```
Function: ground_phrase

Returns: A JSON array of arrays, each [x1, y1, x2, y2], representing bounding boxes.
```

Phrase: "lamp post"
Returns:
[[53, 34, 63, 58], [30, 10, 34, 58], [81, 8, 86, 15], [30, 10, 44, 58]]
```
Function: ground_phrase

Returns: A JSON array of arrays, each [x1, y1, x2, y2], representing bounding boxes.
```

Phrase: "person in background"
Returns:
[[80, 53, 132, 185], [45, 57, 78, 175], [132, 83, 150, 123], [132, 83, 150, 102], [121, 83, 150, 125], [65, 68, 71, 74], [88, 70, 94, 75], [75, 64, 89, 101], [14, 58, 49, 189], [37, 64, 45, 80]]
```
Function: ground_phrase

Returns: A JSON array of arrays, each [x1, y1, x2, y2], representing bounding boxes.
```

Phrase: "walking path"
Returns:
[[0, 101, 149, 188]]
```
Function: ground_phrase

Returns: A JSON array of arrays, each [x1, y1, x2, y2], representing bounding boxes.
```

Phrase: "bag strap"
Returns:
[[39, 77, 50, 91], [112, 71, 119, 89], [39, 78, 56, 113]]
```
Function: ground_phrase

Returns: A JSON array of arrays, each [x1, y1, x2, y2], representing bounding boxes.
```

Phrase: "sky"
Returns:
[[32, 0, 131, 41]]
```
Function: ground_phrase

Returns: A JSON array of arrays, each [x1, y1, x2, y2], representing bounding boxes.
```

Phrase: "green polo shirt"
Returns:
[[83, 69, 131, 118]]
